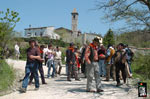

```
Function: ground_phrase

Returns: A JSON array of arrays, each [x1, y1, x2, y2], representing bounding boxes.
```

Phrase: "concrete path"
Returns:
[[0, 59, 143, 99]]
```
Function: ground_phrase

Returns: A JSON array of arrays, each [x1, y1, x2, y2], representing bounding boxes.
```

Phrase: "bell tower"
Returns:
[[71, 8, 78, 38]]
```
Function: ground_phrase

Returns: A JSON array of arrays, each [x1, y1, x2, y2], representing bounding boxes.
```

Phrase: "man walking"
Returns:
[[114, 43, 127, 87], [54, 46, 62, 76], [20, 40, 43, 93], [66, 43, 80, 81], [105, 45, 115, 81], [85, 37, 104, 93], [29, 45, 47, 84], [46, 44, 55, 78]]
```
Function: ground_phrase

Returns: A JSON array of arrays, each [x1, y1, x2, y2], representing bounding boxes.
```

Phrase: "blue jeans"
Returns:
[[66, 64, 68, 75], [22, 61, 39, 88], [47, 59, 55, 77], [98, 60, 106, 76], [127, 60, 132, 74]]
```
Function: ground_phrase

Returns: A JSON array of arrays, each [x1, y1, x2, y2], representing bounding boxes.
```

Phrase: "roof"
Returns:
[[55, 27, 72, 32], [24, 26, 54, 30], [84, 33, 102, 38]]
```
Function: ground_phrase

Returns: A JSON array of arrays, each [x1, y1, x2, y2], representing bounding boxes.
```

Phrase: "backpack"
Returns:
[[126, 48, 134, 61], [106, 48, 115, 62], [89, 46, 95, 62]]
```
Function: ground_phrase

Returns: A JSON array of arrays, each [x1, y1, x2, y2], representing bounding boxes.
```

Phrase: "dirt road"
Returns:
[[0, 59, 142, 99]]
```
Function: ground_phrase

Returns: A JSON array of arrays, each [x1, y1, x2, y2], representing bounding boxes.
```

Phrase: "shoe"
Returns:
[[34, 87, 39, 91], [116, 83, 121, 87], [51, 75, 55, 78], [47, 75, 50, 78], [20, 88, 26, 93], [67, 79, 71, 81], [28, 82, 32, 85], [86, 90, 95, 92], [103, 79, 109, 81], [75, 79, 81, 81], [42, 82, 47, 84], [97, 89, 104, 93]]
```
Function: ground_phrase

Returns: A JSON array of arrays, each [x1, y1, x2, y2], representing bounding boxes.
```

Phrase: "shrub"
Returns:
[[0, 60, 15, 92], [132, 54, 150, 91]]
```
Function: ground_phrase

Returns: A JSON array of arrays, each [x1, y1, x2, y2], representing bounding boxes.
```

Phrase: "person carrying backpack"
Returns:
[[114, 43, 127, 87], [125, 44, 134, 77], [104, 44, 115, 81], [85, 37, 104, 93]]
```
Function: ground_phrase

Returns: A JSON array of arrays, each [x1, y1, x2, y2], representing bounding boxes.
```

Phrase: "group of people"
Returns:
[[100, 43, 134, 86], [20, 37, 134, 93], [66, 37, 134, 92]]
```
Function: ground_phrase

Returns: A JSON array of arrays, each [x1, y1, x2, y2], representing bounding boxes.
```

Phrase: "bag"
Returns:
[[106, 48, 115, 62]]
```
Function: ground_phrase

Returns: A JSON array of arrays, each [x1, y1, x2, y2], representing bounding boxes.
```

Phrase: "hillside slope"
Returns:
[[116, 30, 150, 48]]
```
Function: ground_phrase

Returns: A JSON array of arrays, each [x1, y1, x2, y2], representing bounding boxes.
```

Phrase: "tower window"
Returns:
[[73, 15, 75, 19]]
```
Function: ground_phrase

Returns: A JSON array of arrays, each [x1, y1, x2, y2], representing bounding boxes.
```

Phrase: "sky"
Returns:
[[0, 0, 124, 36]]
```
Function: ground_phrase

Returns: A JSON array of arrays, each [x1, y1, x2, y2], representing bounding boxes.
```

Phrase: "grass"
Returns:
[[0, 60, 15, 92]]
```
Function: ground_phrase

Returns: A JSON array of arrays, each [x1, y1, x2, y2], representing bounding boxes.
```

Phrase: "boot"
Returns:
[[58, 67, 62, 75]]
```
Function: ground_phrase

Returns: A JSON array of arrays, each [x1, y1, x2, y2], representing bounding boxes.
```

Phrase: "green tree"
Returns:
[[103, 29, 115, 46], [0, 8, 20, 59], [96, 0, 150, 30]]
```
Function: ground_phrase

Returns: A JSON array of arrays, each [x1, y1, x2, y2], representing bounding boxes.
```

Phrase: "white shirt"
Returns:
[[47, 49, 54, 60], [55, 51, 62, 60], [15, 44, 19, 52]]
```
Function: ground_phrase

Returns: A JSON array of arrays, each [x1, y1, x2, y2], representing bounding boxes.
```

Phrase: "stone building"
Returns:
[[24, 26, 60, 39]]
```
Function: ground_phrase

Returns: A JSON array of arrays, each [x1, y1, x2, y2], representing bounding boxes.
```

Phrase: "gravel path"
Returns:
[[0, 59, 144, 99]]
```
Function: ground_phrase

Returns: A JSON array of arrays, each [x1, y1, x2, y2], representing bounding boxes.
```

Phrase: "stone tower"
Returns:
[[71, 8, 78, 38]]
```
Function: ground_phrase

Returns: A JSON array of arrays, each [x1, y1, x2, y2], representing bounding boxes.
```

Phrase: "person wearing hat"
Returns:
[[114, 43, 127, 87], [85, 37, 104, 93], [66, 42, 80, 81]]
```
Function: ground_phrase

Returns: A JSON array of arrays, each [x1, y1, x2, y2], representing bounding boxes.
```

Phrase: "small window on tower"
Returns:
[[73, 15, 75, 19]]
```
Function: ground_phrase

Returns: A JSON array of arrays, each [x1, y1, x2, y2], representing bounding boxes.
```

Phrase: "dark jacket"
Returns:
[[66, 48, 76, 64]]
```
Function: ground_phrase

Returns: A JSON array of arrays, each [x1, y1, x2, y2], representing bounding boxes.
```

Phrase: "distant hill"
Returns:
[[116, 30, 150, 48]]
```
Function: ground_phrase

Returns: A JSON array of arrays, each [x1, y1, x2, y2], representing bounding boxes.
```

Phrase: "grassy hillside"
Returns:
[[116, 30, 150, 48], [0, 60, 15, 93]]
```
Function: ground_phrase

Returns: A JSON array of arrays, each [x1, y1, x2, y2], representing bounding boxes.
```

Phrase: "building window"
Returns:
[[35, 32, 37, 36], [27, 32, 31, 37], [40, 32, 43, 37], [73, 15, 75, 19]]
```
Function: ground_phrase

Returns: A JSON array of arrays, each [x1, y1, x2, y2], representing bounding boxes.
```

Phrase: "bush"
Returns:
[[0, 60, 15, 92], [132, 54, 150, 91]]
